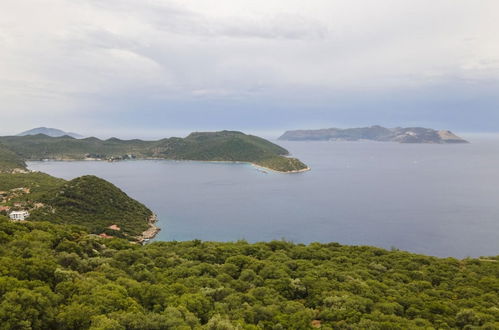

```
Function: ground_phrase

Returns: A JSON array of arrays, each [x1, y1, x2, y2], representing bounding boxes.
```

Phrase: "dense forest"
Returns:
[[0, 216, 497, 329], [0, 131, 308, 173]]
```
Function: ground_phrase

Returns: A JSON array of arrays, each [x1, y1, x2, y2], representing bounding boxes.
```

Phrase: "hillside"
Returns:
[[17, 127, 84, 138], [0, 172, 153, 240], [0, 217, 497, 329], [0, 172, 65, 202], [0, 130, 309, 173], [279, 126, 469, 144], [30, 175, 153, 237], [0, 143, 26, 172]]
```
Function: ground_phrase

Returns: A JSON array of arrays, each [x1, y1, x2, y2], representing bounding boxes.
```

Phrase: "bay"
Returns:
[[28, 137, 499, 258]]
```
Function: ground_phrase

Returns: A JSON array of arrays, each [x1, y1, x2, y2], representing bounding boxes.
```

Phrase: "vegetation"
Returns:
[[0, 172, 65, 194], [0, 172, 151, 239], [0, 217, 497, 329], [30, 176, 152, 237], [0, 131, 309, 173], [0, 172, 65, 204], [0, 143, 26, 172], [255, 157, 309, 173]]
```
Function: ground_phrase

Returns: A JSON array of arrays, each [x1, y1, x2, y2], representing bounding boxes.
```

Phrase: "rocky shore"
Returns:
[[137, 214, 161, 244]]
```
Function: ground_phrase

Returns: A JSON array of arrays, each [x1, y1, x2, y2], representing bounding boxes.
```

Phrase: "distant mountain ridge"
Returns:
[[17, 127, 84, 139], [279, 126, 469, 144]]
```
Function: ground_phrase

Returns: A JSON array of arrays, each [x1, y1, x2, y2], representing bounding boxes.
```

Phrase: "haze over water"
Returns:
[[28, 137, 499, 258]]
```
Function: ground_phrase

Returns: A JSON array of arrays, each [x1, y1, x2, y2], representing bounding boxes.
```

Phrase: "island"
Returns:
[[0, 130, 309, 173], [279, 125, 469, 144]]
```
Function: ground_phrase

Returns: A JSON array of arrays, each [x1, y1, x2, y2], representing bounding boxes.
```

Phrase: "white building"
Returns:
[[9, 210, 30, 221]]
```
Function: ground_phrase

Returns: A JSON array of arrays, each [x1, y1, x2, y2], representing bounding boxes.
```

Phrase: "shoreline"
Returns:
[[251, 163, 311, 174], [28, 158, 311, 174], [136, 214, 161, 244]]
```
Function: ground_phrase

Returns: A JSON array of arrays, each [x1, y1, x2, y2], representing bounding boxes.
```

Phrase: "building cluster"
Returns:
[[0, 187, 32, 221]]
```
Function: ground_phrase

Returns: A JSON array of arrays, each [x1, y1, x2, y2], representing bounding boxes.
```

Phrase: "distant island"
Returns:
[[0, 130, 309, 173], [279, 126, 469, 144], [17, 127, 84, 139]]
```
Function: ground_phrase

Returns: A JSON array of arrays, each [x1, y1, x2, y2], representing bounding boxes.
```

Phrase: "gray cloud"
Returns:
[[0, 0, 498, 136]]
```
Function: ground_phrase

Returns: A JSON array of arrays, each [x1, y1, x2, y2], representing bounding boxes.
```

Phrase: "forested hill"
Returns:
[[0, 130, 309, 173], [0, 143, 26, 172], [29, 175, 153, 237], [0, 217, 497, 329], [0, 172, 152, 239]]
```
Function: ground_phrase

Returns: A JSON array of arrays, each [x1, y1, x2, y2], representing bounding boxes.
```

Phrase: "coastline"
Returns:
[[178, 159, 311, 173], [251, 163, 311, 174], [28, 158, 311, 174], [136, 214, 161, 244]]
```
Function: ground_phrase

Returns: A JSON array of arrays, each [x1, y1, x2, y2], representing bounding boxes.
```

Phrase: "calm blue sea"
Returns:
[[28, 137, 499, 258]]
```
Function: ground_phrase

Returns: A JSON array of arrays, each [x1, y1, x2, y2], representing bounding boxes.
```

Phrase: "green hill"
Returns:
[[0, 218, 497, 329], [30, 175, 152, 237], [0, 143, 26, 172], [0, 172, 153, 240], [0, 172, 65, 202], [0, 131, 309, 173]]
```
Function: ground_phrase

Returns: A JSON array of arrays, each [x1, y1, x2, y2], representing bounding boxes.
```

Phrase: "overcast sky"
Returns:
[[0, 0, 498, 138]]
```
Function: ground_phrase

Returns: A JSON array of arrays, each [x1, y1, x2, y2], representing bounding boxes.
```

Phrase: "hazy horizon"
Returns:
[[4, 126, 499, 142]]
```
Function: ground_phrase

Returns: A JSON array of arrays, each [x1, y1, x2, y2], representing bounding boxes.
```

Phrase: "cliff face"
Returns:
[[279, 126, 469, 144]]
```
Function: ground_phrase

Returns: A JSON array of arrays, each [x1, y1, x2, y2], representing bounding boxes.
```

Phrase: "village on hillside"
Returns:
[[0, 186, 40, 221]]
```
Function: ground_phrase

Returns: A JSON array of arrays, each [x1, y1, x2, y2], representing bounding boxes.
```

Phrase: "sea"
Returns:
[[27, 136, 499, 258]]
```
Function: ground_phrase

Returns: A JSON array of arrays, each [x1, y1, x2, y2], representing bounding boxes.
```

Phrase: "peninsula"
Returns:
[[279, 125, 469, 144], [0, 130, 309, 173], [0, 170, 157, 242]]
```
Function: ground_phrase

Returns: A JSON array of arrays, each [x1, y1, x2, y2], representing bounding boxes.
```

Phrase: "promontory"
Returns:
[[0, 130, 309, 173]]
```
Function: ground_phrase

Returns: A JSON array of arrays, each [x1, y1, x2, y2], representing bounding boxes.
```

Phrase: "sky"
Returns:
[[0, 0, 498, 139]]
